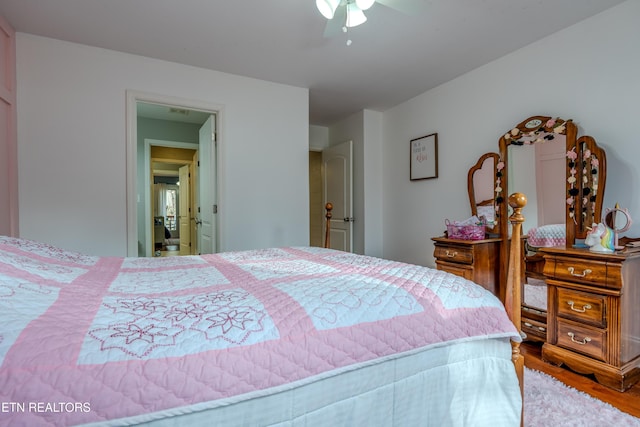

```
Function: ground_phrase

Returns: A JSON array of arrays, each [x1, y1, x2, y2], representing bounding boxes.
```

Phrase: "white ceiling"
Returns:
[[0, 0, 626, 126]]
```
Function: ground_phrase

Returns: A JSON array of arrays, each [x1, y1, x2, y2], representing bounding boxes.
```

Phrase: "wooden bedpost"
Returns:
[[324, 203, 333, 249], [506, 192, 526, 425]]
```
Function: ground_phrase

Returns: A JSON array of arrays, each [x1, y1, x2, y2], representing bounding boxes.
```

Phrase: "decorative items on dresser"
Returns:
[[541, 246, 640, 391]]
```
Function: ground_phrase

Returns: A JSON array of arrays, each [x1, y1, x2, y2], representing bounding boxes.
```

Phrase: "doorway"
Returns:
[[149, 146, 196, 257], [308, 141, 354, 252], [126, 91, 221, 257]]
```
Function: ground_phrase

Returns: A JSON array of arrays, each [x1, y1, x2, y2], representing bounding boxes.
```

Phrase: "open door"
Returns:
[[197, 115, 217, 254], [323, 140, 353, 252], [178, 164, 191, 255]]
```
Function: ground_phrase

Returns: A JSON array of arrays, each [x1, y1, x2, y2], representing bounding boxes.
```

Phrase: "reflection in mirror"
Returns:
[[508, 135, 566, 235], [498, 116, 578, 247], [604, 205, 632, 249], [468, 153, 500, 234]]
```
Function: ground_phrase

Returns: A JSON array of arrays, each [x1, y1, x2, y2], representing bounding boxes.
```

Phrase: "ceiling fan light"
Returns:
[[316, 0, 340, 19], [355, 0, 376, 11], [346, 3, 367, 27]]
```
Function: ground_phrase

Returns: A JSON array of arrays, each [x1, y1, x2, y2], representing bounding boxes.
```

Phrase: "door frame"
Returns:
[[126, 90, 224, 256]]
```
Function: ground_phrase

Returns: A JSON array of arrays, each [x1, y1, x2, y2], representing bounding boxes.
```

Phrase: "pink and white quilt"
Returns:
[[0, 237, 519, 426]]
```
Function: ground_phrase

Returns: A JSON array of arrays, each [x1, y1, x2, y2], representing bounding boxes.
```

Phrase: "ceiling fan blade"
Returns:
[[323, 6, 347, 38], [375, 0, 428, 15]]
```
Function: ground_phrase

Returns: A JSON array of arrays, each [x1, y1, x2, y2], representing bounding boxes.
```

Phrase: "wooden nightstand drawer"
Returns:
[[434, 245, 473, 264], [557, 287, 606, 327], [434, 260, 472, 280], [431, 237, 501, 297], [557, 319, 606, 361]]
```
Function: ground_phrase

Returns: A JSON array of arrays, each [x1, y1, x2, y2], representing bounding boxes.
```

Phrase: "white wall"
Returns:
[[382, 0, 640, 267], [325, 110, 384, 257], [362, 110, 383, 257], [309, 125, 329, 151], [16, 34, 309, 256]]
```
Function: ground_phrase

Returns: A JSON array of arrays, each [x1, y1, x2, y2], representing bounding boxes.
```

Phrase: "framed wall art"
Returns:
[[410, 133, 438, 181]]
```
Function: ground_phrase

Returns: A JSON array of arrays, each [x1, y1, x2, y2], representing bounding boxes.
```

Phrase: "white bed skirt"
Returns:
[[90, 338, 521, 427]]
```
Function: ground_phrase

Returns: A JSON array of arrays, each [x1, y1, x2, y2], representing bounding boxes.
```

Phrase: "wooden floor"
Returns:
[[522, 341, 640, 418]]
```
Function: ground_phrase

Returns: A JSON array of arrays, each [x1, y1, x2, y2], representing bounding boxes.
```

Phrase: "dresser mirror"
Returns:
[[499, 116, 574, 242], [467, 152, 500, 235], [572, 135, 607, 241], [506, 135, 567, 235]]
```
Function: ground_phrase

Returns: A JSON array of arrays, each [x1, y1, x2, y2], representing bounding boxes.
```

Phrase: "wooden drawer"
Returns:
[[556, 287, 606, 327], [557, 319, 606, 361], [550, 257, 607, 286], [522, 317, 547, 341], [434, 245, 473, 265], [435, 260, 473, 280]]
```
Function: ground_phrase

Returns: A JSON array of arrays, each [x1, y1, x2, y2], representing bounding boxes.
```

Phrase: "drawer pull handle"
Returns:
[[568, 332, 591, 345], [445, 250, 457, 258], [567, 267, 592, 277], [567, 301, 592, 313], [538, 326, 546, 332], [524, 322, 533, 327]]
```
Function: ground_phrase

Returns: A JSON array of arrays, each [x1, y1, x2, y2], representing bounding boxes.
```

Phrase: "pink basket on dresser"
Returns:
[[445, 219, 486, 240]]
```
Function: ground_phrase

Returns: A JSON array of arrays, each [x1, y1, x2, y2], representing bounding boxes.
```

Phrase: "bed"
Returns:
[[0, 229, 523, 426]]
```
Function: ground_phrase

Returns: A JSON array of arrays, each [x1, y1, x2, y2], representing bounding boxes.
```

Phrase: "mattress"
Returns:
[[0, 237, 521, 426]]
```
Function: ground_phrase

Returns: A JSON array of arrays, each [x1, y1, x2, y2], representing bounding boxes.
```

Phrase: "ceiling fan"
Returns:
[[316, 0, 426, 43]]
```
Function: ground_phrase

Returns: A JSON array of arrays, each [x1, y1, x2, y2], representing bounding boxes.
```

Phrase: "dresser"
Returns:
[[540, 246, 640, 391], [432, 237, 501, 297]]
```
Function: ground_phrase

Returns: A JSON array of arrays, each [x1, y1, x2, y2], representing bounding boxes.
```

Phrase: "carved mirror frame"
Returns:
[[467, 152, 501, 235], [498, 116, 576, 243], [495, 116, 607, 273], [571, 135, 607, 243]]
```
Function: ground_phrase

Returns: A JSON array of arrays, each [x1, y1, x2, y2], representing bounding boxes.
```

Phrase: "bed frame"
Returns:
[[325, 194, 526, 424]]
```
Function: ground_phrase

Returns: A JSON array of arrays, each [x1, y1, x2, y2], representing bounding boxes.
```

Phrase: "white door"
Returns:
[[178, 164, 191, 255], [322, 140, 353, 252], [197, 115, 217, 254]]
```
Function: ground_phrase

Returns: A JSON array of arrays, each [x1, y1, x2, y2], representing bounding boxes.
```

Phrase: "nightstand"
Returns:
[[432, 236, 501, 297]]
